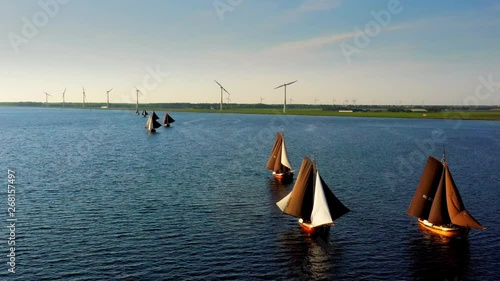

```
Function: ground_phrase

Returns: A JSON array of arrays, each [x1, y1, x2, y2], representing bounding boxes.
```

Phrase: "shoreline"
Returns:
[[1, 104, 499, 121]]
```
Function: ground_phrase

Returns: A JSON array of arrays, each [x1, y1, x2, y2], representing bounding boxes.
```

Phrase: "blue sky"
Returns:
[[1, 0, 499, 105]]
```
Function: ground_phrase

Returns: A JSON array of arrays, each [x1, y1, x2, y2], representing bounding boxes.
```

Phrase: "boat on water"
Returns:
[[163, 112, 175, 127], [276, 157, 350, 235], [145, 111, 161, 133], [135, 109, 140, 116], [407, 152, 485, 238], [141, 110, 148, 117], [266, 132, 294, 182]]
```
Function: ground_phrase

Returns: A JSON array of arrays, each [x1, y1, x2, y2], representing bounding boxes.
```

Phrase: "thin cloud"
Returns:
[[264, 19, 432, 54]]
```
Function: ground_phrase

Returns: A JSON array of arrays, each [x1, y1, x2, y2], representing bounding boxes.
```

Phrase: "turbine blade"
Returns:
[[214, 80, 223, 88], [274, 84, 285, 89], [285, 80, 298, 86]]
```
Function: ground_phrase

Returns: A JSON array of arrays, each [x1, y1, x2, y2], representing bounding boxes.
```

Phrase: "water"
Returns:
[[0, 107, 498, 280]]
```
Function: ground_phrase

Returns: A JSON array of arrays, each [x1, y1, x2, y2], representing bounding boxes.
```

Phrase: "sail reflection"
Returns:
[[407, 232, 470, 281], [278, 229, 342, 280]]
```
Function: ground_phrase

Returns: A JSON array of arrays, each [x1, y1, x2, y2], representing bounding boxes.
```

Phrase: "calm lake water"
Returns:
[[0, 107, 498, 280]]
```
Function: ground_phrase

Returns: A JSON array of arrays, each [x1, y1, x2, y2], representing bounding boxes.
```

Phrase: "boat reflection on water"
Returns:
[[277, 228, 343, 280], [407, 231, 470, 281]]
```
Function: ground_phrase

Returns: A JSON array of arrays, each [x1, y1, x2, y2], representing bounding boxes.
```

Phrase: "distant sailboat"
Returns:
[[163, 112, 175, 127], [135, 109, 140, 116], [141, 110, 148, 117], [145, 111, 161, 133], [266, 132, 294, 182], [407, 152, 486, 238], [277, 157, 350, 235]]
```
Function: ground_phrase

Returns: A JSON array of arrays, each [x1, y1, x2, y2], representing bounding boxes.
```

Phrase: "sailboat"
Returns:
[[163, 112, 175, 127], [266, 132, 294, 182], [276, 157, 350, 235], [141, 110, 148, 117], [407, 152, 486, 238], [135, 109, 140, 116], [145, 111, 161, 133]]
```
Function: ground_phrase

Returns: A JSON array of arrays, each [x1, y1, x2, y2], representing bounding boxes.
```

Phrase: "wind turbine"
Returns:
[[134, 87, 141, 115], [289, 97, 294, 104], [44, 92, 51, 107], [274, 80, 297, 114], [351, 98, 357, 106], [106, 88, 113, 108], [62, 88, 66, 108], [332, 97, 336, 106], [260, 96, 265, 104], [214, 80, 230, 112], [343, 99, 349, 105], [82, 86, 86, 108], [314, 98, 319, 105]]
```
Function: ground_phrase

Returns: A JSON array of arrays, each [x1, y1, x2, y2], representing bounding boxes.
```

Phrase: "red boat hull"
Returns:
[[417, 219, 469, 238], [299, 220, 330, 235], [273, 172, 293, 183]]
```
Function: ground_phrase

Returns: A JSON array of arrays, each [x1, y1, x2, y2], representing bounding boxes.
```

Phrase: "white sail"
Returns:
[[145, 116, 153, 131], [276, 192, 292, 212], [310, 171, 333, 227], [280, 138, 292, 169]]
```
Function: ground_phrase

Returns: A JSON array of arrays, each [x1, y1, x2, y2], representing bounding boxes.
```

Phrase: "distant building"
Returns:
[[410, 108, 427, 112], [338, 110, 353, 113]]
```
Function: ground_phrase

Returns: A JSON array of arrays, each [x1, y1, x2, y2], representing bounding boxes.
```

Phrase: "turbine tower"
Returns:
[[214, 80, 230, 112], [260, 96, 265, 104], [82, 86, 86, 108], [134, 87, 141, 115], [274, 80, 297, 114], [44, 92, 51, 107], [332, 97, 336, 106], [62, 88, 66, 108], [106, 88, 113, 108]]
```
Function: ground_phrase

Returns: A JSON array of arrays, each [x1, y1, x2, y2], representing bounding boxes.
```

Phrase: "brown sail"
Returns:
[[265, 133, 284, 171], [427, 169, 451, 225], [280, 157, 315, 219], [407, 156, 443, 218], [444, 165, 485, 229], [265, 132, 292, 173], [319, 174, 350, 221]]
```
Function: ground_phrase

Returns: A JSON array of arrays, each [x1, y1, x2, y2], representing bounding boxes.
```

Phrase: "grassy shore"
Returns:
[[175, 108, 500, 121], [2, 103, 499, 120]]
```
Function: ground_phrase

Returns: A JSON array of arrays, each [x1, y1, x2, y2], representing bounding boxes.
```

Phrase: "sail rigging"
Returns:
[[145, 111, 161, 131], [163, 113, 175, 125], [266, 132, 292, 173], [407, 156, 485, 229], [277, 157, 349, 228]]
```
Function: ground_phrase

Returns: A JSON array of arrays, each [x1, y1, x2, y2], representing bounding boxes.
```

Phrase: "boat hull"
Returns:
[[273, 171, 293, 183], [299, 220, 330, 235], [164, 124, 170, 127], [417, 219, 469, 238]]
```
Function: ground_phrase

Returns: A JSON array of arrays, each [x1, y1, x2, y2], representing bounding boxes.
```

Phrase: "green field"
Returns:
[[176, 108, 500, 121], [2, 103, 499, 120]]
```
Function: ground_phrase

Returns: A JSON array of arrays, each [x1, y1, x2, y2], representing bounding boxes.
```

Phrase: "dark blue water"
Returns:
[[0, 107, 498, 280]]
